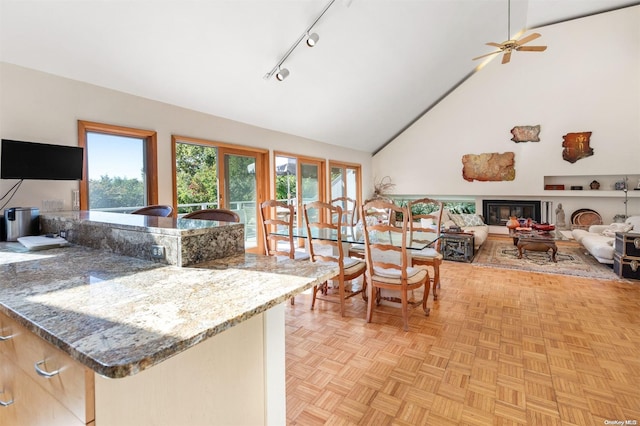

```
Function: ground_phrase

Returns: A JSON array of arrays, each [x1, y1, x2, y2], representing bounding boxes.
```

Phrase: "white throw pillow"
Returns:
[[601, 222, 633, 237], [420, 218, 434, 227], [626, 215, 640, 231]]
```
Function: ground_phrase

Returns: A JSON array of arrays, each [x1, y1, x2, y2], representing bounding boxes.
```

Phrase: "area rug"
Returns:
[[473, 239, 618, 280]]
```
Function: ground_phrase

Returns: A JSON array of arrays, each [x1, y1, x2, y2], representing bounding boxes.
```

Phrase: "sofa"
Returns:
[[441, 211, 489, 250], [572, 215, 640, 264]]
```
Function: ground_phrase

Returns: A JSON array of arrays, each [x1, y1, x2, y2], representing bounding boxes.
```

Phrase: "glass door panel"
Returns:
[[299, 162, 320, 228], [222, 151, 258, 250], [175, 143, 219, 214]]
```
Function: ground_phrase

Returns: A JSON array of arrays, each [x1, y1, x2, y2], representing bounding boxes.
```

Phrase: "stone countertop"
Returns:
[[0, 242, 337, 378], [41, 210, 242, 236]]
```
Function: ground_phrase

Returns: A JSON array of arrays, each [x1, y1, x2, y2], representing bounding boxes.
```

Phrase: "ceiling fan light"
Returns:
[[306, 32, 319, 47], [276, 68, 290, 81]]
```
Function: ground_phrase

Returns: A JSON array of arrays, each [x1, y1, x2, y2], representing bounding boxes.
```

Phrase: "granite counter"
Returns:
[[0, 242, 337, 378]]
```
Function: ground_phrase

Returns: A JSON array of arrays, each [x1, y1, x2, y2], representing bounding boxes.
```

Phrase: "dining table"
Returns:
[[270, 225, 435, 251]]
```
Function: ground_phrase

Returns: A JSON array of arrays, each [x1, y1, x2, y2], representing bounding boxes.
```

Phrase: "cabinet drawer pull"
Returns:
[[34, 360, 60, 378], [0, 392, 13, 407]]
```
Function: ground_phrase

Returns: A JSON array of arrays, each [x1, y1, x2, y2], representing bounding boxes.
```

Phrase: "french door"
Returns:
[[173, 136, 268, 252], [274, 153, 325, 235]]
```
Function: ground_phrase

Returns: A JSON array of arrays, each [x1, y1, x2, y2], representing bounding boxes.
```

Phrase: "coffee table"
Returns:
[[509, 229, 565, 263]]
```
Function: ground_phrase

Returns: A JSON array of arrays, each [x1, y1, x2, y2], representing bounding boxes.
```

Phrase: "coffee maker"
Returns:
[[3, 207, 40, 241]]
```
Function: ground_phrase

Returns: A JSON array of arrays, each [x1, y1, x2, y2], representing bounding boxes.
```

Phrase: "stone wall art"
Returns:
[[562, 131, 594, 163], [510, 125, 541, 142], [462, 152, 515, 182]]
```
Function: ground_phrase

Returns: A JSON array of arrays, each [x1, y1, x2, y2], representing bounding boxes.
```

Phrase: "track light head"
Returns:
[[276, 68, 290, 81], [306, 32, 319, 47]]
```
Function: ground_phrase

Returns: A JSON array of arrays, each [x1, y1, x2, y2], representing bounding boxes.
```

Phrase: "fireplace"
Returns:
[[483, 200, 542, 226]]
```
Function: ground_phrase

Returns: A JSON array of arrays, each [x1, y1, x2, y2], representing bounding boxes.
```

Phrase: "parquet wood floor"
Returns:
[[285, 237, 640, 425]]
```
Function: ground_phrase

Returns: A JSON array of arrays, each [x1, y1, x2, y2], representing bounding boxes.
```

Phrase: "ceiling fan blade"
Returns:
[[517, 33, 541, 46], [502, 50, 512, 64], [517, 45, 547, 52], [486, 42, 504, 48], [472, 50, 502, 61]]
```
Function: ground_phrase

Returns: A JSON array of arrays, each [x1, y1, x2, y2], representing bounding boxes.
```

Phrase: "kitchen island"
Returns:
[[0, 242, 336, 425]]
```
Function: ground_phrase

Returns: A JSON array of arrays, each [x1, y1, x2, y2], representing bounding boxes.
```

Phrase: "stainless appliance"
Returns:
[[4, 207, 40, 241]]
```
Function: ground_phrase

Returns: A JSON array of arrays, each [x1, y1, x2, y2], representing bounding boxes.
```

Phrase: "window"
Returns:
[[78, 121, 158, 211]]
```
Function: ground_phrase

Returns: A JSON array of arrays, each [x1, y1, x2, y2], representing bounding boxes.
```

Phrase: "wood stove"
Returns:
[[483, 200, 541, 226]]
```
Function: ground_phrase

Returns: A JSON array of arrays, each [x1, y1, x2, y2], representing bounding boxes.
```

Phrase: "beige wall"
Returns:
[[0, 63, 372, 211], [373, 6, 640, 223]]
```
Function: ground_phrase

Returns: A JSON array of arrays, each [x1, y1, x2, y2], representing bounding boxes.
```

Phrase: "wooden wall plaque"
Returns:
[[462, 152, 516, 182], [562, 132, 594, 163]]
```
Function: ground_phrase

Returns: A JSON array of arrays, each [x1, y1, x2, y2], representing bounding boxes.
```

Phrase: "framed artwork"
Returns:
[[562, 132, 594, 163], [510, 125, 541, 142]]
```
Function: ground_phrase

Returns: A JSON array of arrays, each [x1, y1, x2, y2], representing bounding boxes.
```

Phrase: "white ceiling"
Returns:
[[1, 0, 638, 154]]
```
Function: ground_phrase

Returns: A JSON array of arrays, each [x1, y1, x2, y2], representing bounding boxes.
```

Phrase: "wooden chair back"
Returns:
[[130, 205, 174, 217], [259, 200, 296, 258], [331, 197, 358, 228], [183, 208, 240, 223], [407, 198, 443, 251]]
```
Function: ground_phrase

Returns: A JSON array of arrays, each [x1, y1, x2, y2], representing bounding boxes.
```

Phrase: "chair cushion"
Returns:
[[344, 259, 366, 275], [343, 257, 361, 268], [276, 251, 310, 261], [411, 247, 441, 260], [371, 266, 428, 285]]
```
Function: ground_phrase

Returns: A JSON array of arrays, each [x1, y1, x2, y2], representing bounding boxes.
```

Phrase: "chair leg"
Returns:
[[338, 277, 346, 317], [360, 275, 368, 302], [432, 261, 440, 301], [423, 273, 431, 316], [401, 291, 409, 332], [366, 285, 375, 324], [311, 284, 318, 310]]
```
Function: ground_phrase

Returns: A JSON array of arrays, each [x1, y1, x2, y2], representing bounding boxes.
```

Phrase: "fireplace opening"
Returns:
[[482, 200, 541, 226]]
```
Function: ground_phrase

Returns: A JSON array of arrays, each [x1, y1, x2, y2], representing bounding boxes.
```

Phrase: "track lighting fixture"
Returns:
[[276, 68, 290, 81], [264, 0, 335, 81], [306, 33, 319, 47]]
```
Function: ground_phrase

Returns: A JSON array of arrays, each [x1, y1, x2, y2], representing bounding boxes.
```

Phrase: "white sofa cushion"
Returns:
[[581, 234, 615, 261], [461, 225, 488, 249]]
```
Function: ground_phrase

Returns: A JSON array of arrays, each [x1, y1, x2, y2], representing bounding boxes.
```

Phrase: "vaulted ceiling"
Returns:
[[1, 0, 637, 153]]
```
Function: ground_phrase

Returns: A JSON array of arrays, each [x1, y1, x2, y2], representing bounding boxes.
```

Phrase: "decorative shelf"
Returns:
[[544, 174, 640, 195], [542, 190, 640, 198]]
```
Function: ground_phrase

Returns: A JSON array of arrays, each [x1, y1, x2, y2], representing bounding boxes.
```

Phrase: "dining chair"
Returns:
[[331, 197, 358, 228], [361, 199, 430, 331], [183, 208, 241, 222], [304, 201, 366, 317], [130, 204, 174, 217], [259, 200, 309, 260], [408, 197, 444, 300], [348, 198, 394, 260]]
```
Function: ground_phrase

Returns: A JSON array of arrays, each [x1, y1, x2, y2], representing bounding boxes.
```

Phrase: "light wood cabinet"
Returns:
[[0, 312, 94, 425]]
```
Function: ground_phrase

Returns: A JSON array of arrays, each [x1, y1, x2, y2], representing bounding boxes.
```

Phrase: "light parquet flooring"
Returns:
[[285, 238, 640, 425]]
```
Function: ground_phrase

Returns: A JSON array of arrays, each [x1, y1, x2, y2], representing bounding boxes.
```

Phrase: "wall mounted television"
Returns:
[[1, 139, 84, 180]]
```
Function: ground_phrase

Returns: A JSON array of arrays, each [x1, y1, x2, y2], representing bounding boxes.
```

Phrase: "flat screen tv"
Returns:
[[1, 139, 84, 180]]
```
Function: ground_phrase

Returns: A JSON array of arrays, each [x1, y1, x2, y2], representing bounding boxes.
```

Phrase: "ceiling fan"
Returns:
[[473, 0, 547, 64]]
